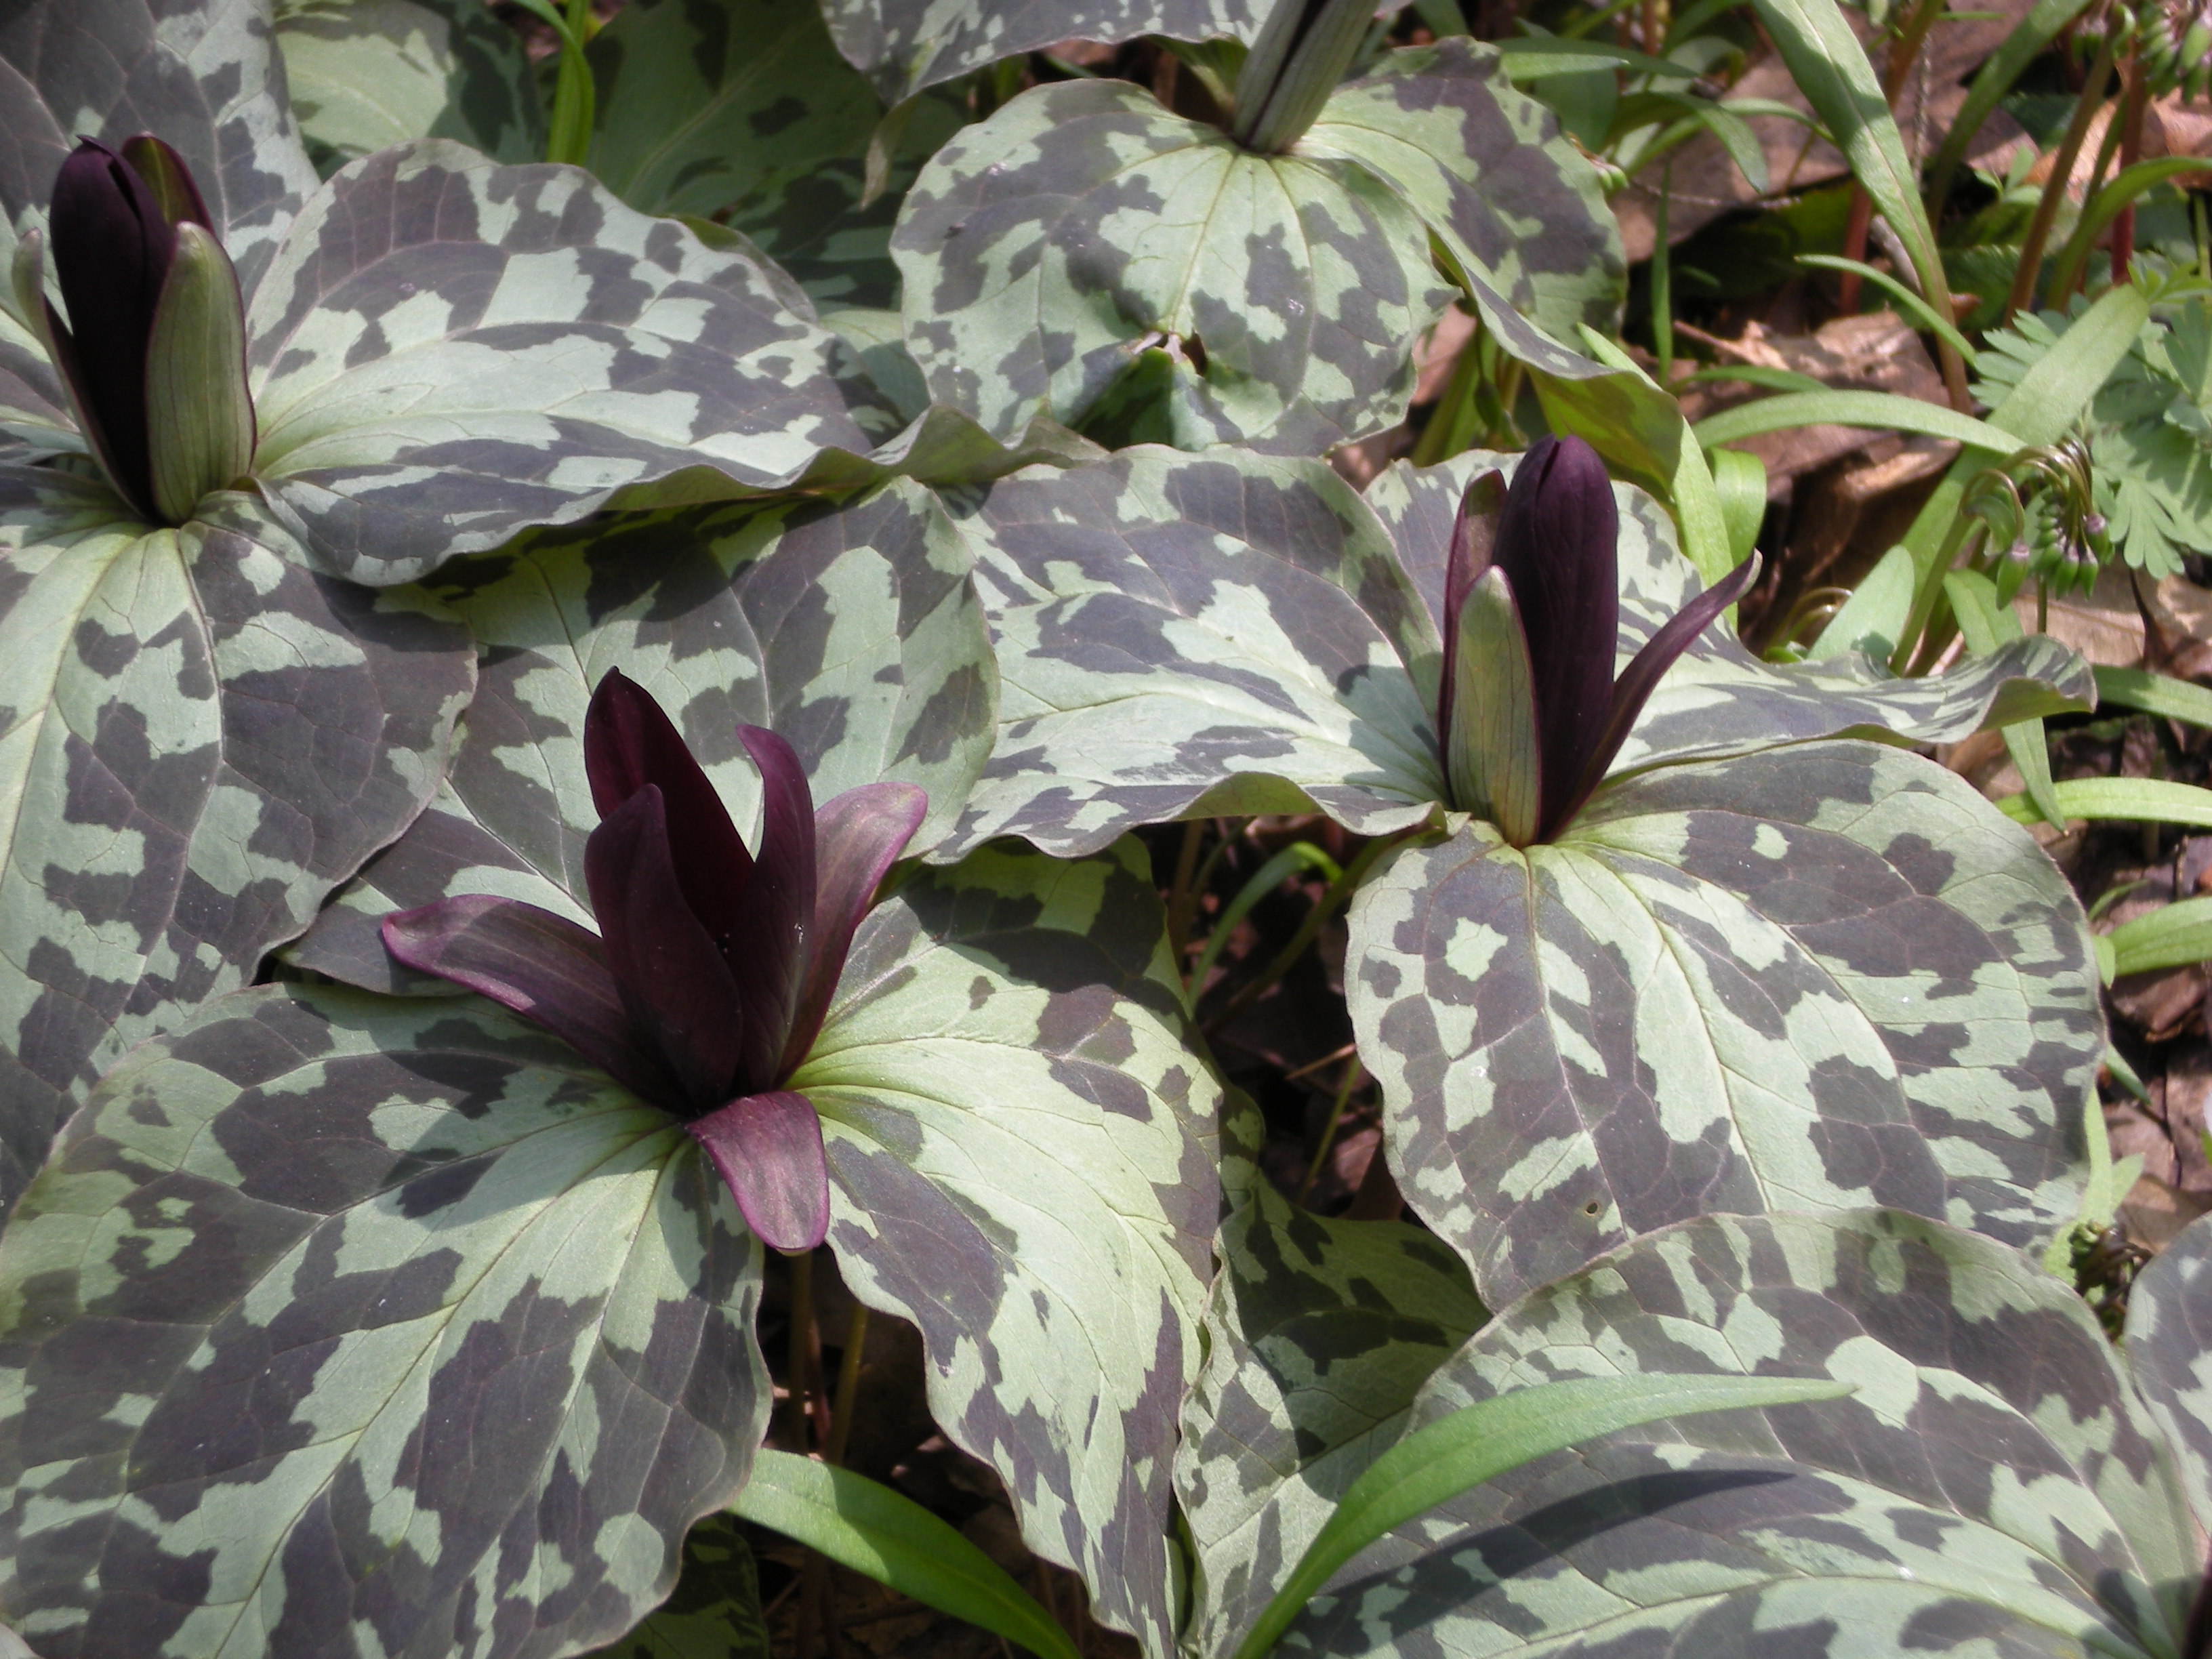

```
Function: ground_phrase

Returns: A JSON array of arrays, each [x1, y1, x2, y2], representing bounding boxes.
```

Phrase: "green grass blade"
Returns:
[[1994, 777, 2212, 830], [1227, 1373, 1854, 1659], [1798, 254, 1978, 363], [2109, 897, 2212, 976], [2093, 666, 2212, 729], [1923, 0, 2092, 209], [1694, 390, 2013, 452], [734, 1452, 1081, 1659]]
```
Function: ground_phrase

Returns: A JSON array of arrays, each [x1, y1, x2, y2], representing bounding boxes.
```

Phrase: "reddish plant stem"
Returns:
[[2110, 49, 2148, 283]]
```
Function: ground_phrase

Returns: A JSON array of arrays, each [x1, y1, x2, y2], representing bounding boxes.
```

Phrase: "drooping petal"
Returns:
[[1435, 468, 1504, 764], [380, 895, 680, 1107], [687, 1090, 831, 1252], [586, 784, 748, 1107], [779, 781, 928, 1081], [1493, 434, 1621, 834], [583, 668, 752, 952], [731, 725, 816, 1093], [1553, 552, 1762, 836], [46, 138, 176, 516]]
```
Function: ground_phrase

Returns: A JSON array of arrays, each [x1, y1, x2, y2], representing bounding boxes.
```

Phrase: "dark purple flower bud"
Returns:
[[39, 135, 251, 525], [1439, 436, 1760, 843], [384, 668, 928, 1252]]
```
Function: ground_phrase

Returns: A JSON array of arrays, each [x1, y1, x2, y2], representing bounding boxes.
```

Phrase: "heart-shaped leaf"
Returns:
[[273, 0, 544, 173], [1302, 40, 1623, 344], [0, 472, 473, 1212], [0, 984, 771, 1659], [1262, 1208, 2198, 1658], [1176, 1168, 1484, 1659], [1349, 739, 2102, 1307], [1366, 452, 2098, 776], [1, 838, 1218, 1658], [795, 838, 1221, 1658], [244, 140, 897, 583], [819, 0, 1262, 106], [945, 447, 1443, 859], [287, 479, 996, 992], [893, 76, 1456, 451]]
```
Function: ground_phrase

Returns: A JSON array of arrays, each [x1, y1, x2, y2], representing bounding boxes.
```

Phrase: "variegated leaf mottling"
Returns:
[[1349, 739, 2102, 1308], [944, 447, 1443, 859], [1275, 1210, 2196, 1659], [287, 479, 995, 992], [892, 79, 1456, 453], [797, 840, 1221, 1659], [1303, 41, 1623, 342], [0, 468, 474, 1213], [586, 0, 882, 226], [2125, 1211, 2212, 1537], [247, 141, 897, 583], [820, 0, 1262, 106], [1176, 1176, 1483, 1659], [274, 0, 544, 173], [0, 0, 321, 304], [1368, 453, 2098, 773], [578, 1516, 769, 1659], [0, 984, 769, 1659]]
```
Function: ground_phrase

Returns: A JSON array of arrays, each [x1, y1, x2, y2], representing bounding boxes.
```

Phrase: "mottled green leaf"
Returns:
[[1367, 454, 2098, 775], [287, 480, 996, 991], [1348, 740, 2102, 1307], [246, 140, 897, 583], [819, 0, 1262, 106], [0, 0, 321, 304], [1177, 1179, 1483, 1659], [0, 470, 474, 1212], [2125, 1211, 2212, 1539], [892, 78, 1456, 452], [585, 0, 882, 224], [0, 984, 771, 1659], [795, 838, 1221, 1658], [1273, 1210, 2194, 1659], [1303, 40, 1622, 344], [580, 1515, 770, 1659], [943, 446, 1444, 859], [274, 0, 544, 173]]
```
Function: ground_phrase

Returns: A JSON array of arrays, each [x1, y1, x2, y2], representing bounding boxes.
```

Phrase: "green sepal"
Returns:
[[1232, 0, 1374, 152], [1448, 566, 1540, 846], [145, 221, 255, 525]]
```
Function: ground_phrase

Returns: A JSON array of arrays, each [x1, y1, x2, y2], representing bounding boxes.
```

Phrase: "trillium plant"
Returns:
[[383, 669, 926, 1251], [0, 0, 2154, 1657]]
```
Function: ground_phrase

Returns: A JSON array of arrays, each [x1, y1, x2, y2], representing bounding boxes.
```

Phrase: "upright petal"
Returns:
[[381, 895, 680, 1107], [584, 668, 752, 951], [1435, 468, 1505, 764], [731, 726, 816, 1093], [779, 782, 928, 1081], [687, 1090, 831, 1252], [586, 785, 748, 1107], [1494, 435, 1620, 834], [46, 139, 175, 516], [1554, 552, 1762, 836]]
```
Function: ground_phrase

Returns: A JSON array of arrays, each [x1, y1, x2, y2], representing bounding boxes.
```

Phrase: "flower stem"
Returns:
[[2003, 23, 2120, 325]]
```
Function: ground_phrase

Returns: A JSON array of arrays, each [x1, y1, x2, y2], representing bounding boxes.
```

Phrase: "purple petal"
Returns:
[[583, 668, 752, 954], [381, 895, 680, 1105], [1552, 552, 1762, 836], [47, 139, 174, 516], [1435, 469, 1504, 764], [779, 782, 928, 1080], [586, 785, 748, 1106], [731, 726, 816, 1092], [687, 1090, 831, 1252], [1494, 436, 1621, 836]]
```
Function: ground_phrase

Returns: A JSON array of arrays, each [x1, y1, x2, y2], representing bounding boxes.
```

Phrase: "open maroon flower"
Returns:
[[382, 669, 927, 1252], [1437, 434, 1761, 844], [37, 134, 256, 526]]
